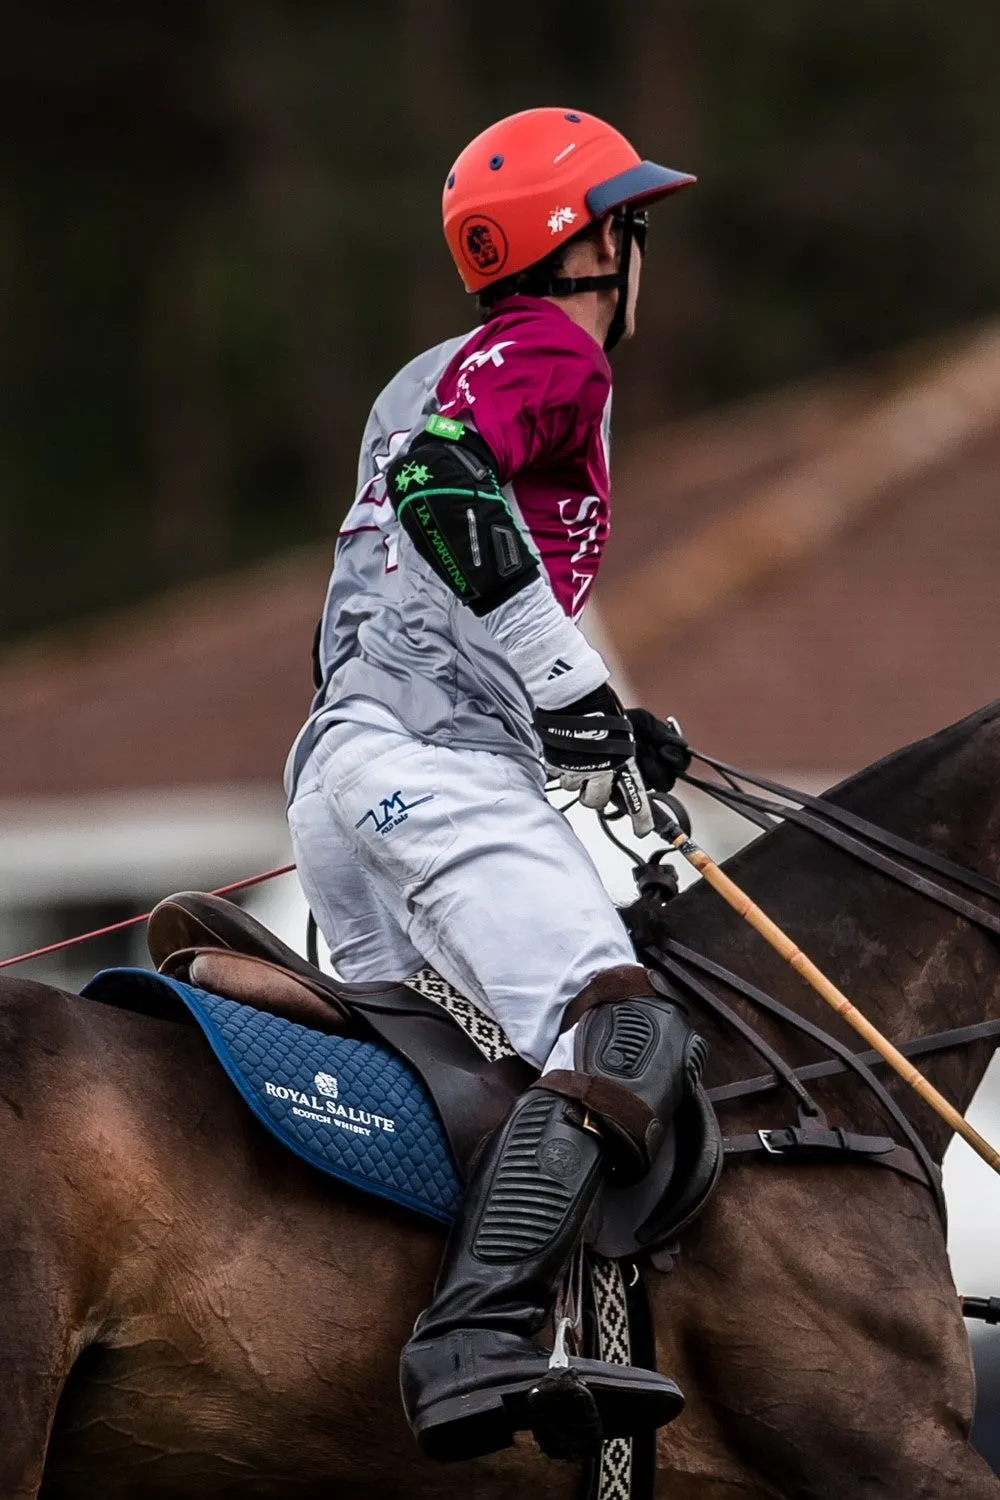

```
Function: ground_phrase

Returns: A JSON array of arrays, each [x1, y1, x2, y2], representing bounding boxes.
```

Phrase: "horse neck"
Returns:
[[658, 703, 1000, 1160]]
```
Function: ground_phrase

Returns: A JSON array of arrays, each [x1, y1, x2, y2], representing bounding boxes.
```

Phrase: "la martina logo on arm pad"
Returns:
[[386, 425, 539, 615], [424, 412, 466, 441]]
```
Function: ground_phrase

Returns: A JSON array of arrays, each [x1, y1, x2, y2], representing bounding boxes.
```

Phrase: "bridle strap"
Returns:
[[622, 749, 1000, 1228], [689, 752, 1000, 906]]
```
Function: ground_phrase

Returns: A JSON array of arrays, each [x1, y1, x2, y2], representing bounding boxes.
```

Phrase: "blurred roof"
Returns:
[[0, 550, 330, 796], [600, 321, 1000, 770], [0, 320, 998, 797]]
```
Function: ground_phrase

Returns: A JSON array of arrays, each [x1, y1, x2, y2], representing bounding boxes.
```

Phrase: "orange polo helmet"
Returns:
[[442, 106, 696, 295]]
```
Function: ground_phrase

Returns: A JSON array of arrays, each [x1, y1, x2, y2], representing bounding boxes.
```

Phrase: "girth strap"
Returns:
[[724, 1126, 933, 1191], [708, 1014, 1000, 1106]]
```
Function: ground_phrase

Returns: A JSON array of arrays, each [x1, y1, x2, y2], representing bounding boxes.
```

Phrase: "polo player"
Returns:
[[285, 106, 700, 1462]]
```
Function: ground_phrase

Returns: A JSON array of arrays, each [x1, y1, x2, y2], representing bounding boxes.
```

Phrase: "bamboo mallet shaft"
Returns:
[[663, 824, 1000, 1176]]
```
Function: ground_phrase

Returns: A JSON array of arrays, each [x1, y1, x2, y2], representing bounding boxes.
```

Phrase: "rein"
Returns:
[[0, 864, 296, 971], [682, 754, 1000, 939], [612, 753, 1000, 1229], [649, 939, 945, 1215], [670, 750, 1000, 1091]]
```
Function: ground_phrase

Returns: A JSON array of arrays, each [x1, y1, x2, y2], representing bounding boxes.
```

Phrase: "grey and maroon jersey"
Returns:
[[286, 295, 615, 796]]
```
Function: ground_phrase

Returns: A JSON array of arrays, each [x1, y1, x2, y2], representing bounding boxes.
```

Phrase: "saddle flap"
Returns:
[[591, 1084, 723, 1261]]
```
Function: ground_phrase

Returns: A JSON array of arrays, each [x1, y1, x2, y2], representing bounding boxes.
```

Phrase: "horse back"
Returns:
[[0, 976, 521, 1497]]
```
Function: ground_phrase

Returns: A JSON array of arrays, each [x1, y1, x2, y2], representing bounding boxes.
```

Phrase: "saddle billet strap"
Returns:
[[723, 1128, 932, 1192], [681, 772, 1000, 939], [708, 1015, 1000, 1106], [688, 752, 1000, 908], [649, 943, 946, 1226]]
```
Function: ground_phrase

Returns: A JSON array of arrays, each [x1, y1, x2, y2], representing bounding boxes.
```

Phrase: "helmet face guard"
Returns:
[[442, 108, 695, 350]]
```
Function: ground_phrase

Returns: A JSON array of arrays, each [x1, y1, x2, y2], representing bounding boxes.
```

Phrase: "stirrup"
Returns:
[[526, 1318, 603, 1461], [410, 1341, 684, 1463]]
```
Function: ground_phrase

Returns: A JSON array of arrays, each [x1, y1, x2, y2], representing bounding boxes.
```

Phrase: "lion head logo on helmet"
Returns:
[[461, 216, 508, 276]]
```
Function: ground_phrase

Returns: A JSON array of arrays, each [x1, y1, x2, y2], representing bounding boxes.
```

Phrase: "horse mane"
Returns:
[[815, 696, 1000, 809]]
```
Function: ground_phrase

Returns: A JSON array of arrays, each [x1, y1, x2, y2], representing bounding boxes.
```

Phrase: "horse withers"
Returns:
[[5, 704, 1000, 1498]]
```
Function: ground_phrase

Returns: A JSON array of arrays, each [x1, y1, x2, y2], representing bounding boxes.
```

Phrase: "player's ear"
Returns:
[[594, 213, 620, 269]]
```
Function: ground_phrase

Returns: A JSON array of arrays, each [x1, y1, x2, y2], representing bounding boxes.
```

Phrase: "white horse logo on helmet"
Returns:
[[547, 206, 577, 234]]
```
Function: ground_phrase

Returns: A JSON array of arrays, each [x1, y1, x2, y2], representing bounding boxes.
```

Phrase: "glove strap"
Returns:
[[535, 709, 635, 762]]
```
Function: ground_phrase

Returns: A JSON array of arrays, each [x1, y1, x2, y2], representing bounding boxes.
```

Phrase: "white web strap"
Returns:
[[405, 971, 638, 1499], [403, 967, 517, 1063], [588, 1253, 634, 1500]]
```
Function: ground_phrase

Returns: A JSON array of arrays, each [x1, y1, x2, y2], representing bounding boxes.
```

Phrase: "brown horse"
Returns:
[[5, 704, 1000, 1499]]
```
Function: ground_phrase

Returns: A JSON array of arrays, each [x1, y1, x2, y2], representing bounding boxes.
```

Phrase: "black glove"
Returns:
[[625, 709, 692, 795], [535, 685, 632, 779], [535, 686, 654, 835]]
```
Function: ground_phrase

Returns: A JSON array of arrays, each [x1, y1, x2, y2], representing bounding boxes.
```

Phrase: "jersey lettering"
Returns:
[[443, 339, 518, 410], [559, 494, 603, 568], [338, 430, 406, 575], [570, 570, 596, 619], [459, 340, 516, 372]]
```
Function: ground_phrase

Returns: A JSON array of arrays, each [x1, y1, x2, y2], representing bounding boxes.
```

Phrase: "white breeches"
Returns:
[[287, 720, 637, 1071]]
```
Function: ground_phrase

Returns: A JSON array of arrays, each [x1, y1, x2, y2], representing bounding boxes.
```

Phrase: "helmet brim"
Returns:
[[586, 160, 696, 218]]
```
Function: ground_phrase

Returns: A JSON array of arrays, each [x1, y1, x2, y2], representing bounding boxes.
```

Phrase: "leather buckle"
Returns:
[[758, 1128, 785, 1156]]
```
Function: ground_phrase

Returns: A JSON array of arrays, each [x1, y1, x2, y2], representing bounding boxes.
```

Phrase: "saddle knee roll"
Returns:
[[536, 972, 706, 1183]]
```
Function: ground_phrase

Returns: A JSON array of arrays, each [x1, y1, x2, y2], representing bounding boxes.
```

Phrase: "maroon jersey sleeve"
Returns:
[[435, 299, 612, 619]]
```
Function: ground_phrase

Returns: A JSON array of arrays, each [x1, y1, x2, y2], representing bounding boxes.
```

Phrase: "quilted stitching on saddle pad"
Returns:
[[82, 967, 462, 1224]]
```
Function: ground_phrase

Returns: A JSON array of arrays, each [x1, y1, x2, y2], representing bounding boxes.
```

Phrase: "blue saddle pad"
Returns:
[[82, 967, 462, 1225]]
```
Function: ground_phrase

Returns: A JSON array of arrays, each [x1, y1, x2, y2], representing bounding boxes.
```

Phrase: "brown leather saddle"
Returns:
[[147, 893, 723, 1259]]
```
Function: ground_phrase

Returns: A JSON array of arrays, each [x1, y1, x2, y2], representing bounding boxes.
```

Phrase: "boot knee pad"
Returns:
[[566, 997, 706, 1178], [576, 996, 699, 1123]]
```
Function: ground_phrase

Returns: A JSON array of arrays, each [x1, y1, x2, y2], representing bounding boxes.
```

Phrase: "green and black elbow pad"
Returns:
[[385, 414, 539, 616]]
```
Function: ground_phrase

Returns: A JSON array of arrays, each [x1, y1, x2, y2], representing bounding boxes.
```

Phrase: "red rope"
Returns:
[[0, 863, 296, 971]]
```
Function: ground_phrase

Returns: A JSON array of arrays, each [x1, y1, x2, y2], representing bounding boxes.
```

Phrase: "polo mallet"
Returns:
[[655, 811, 1000, 1175]]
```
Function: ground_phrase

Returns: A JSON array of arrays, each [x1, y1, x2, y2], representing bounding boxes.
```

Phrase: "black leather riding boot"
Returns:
[[399, 973, 697, 1464]]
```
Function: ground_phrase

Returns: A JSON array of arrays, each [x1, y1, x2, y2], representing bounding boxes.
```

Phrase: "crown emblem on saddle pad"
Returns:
[[313, 1072, 339, 1099]]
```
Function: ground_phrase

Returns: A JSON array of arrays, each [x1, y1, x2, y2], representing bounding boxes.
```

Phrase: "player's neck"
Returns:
[[543, 290, 615, 348]]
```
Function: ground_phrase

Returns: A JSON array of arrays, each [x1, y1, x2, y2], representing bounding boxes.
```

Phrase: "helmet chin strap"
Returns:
[[483, 207, 636, 353]]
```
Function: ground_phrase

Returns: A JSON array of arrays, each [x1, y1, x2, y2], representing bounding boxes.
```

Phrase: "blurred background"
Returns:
[[1, 0, 1000, 1460]]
